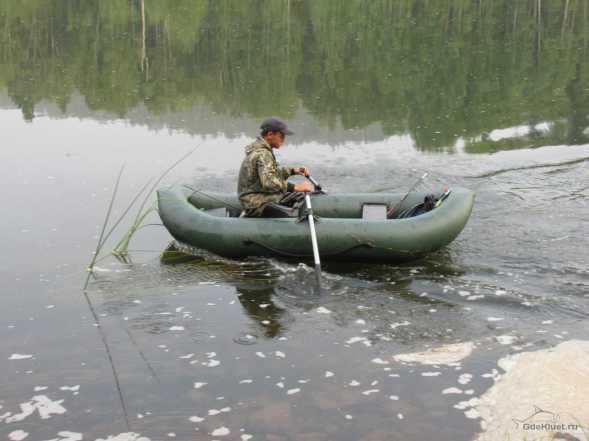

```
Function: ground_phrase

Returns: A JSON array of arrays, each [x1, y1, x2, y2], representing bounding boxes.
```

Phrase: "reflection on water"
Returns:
[[1, 1, 589, 151]]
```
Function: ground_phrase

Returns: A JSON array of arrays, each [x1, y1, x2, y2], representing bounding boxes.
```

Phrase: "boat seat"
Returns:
[[362, 204, 387, 221], [205, 207, 229, 217]]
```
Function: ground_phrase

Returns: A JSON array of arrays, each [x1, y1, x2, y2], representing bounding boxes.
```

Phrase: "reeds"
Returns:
[[84, 164, 126, 290], [112, 148, 197, 258], [84, 147, 197, 289]]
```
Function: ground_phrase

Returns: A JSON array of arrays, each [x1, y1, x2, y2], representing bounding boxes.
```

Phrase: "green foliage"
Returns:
[[1, 0, 588, 151]]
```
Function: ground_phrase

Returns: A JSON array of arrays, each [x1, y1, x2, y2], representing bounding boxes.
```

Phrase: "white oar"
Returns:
[[304, 193, 322, 287]]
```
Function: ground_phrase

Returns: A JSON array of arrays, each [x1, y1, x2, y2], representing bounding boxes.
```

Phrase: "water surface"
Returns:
[[1, 2, 589, 440]]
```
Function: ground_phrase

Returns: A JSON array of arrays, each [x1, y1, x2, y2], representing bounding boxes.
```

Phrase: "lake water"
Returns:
[[1, 2, 588, 441]]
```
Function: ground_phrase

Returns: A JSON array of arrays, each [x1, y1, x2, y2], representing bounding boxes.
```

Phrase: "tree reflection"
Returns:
[[1, 0, 588, 151]]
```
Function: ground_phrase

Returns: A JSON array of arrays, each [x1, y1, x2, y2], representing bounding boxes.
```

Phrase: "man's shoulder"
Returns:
[[245, 139, 273, 159]]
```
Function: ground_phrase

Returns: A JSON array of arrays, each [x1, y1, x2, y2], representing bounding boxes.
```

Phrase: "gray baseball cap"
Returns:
[[260, 117, 294, 135]]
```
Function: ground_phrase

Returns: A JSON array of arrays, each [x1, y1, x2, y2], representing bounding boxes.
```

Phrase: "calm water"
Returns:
[[1, 2, 589, 441]]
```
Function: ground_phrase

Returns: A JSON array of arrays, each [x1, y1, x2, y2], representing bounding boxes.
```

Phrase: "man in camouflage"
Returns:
[[238, 118, 313, 217]]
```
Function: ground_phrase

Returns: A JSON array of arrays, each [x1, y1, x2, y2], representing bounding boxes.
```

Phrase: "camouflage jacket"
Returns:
[[237, 137, 295, 211]]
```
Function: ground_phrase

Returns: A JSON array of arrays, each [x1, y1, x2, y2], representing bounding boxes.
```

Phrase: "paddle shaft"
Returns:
[[387, 172, 428, 217], [307, 175, 322, 192], [304, 194, 322, 277]]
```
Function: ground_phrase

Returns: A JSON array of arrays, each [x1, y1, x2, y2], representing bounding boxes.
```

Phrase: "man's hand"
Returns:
[[293, 166, 310, 177], [293, 181, 313, 192]]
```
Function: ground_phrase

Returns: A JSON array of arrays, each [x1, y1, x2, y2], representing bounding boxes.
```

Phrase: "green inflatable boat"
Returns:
[[157, 185, 474, 263]]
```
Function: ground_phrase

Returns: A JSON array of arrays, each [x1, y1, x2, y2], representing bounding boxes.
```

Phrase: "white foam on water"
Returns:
[[8, 430, 28, 441], [464, 408, 480, 419], [486, 317, 503, 322], [189, 415, 204, 423], [394, 342, 474, 365], [481, 369, 500, 381], [495, 335, 517, 345], [239, 379, 253, 384], [169, 326, 184, 331], [349, 380, 360, 387], [275, 351, 286, 358], [390, 321, 411, 330], [211, 427, 230, 437], [458, 373, 472, 385], [241, 435, 253, 441], [276, 382, 284, 389], [324, 371, 334, 378], [255, 352, 266, 358], [421, 372, 441, 377], [316, 307, 332, 314], [389, 395, 399, 400], [193, 382, 207, 389], [361, 389, 379, 396], [5, 395, 66, 422], [179, 353, 194, 359], [371, 358, 389, 365], [454, 397, 480, 411], [355, 319, 366, 325], [286, 388, 300, 395], [46, 431, 83, 441], [345, 336, 368, 345], [9, 354, 33, 360], [397, 413, 404, 420], [204, 360, 220, 367], [59, 385, 80, 392], [34, 386, 48, 392], [95, 433, 150, 441], [471, 340, 589, 440], [442, 387, 463, 395]]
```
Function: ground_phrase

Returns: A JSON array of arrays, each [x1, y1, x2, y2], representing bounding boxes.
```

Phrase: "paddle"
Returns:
[[304, 193, 322, 288], [302, 175, 323, 288], [306, 175, 324, 193], [386, 172, 428, 218]]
